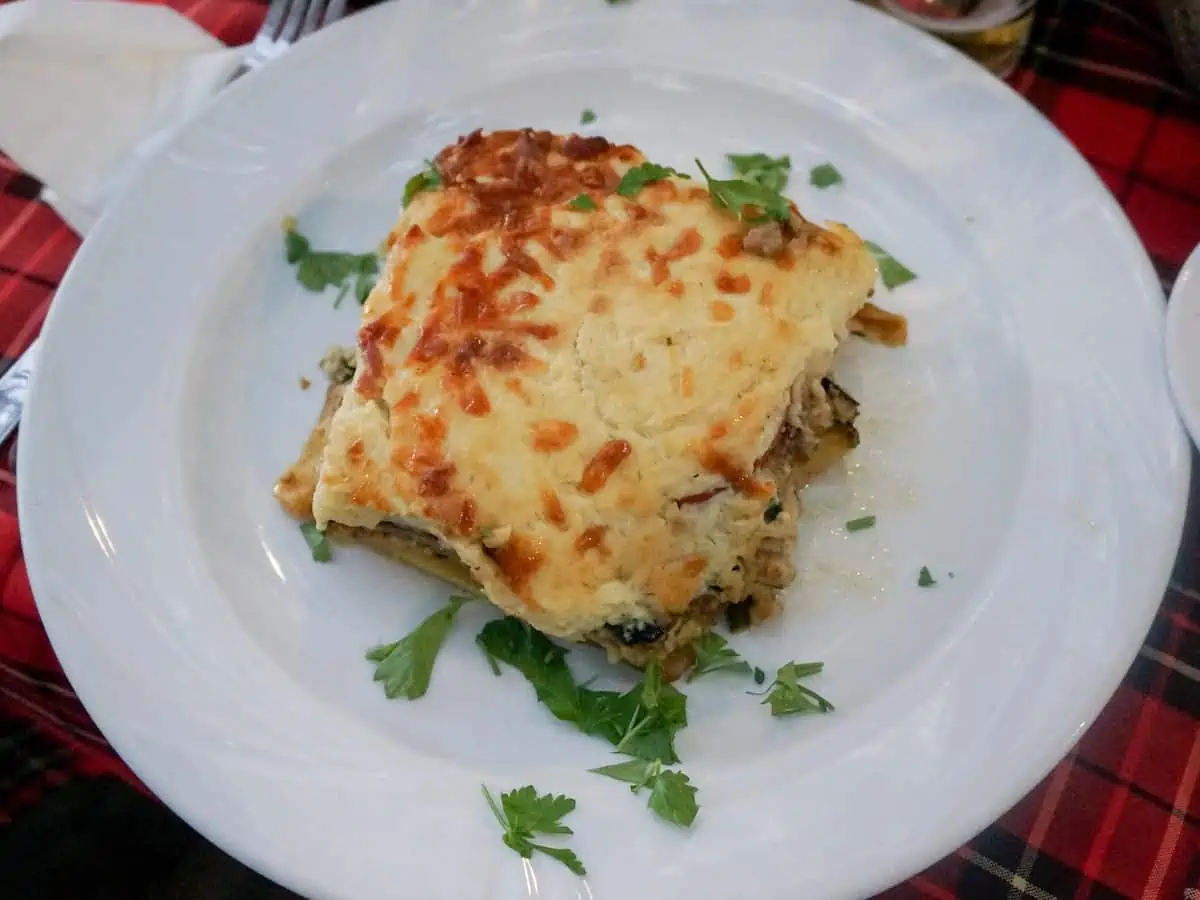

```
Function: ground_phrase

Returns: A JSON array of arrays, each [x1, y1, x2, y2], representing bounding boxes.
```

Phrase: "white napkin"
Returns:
[[0, 0, 243, 234]]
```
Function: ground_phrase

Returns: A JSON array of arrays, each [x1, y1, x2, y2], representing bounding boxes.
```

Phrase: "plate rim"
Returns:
[[1166, 243, 1200, 447]]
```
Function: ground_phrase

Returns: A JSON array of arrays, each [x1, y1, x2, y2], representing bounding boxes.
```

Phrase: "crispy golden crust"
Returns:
[[302, 129, 878, 642]]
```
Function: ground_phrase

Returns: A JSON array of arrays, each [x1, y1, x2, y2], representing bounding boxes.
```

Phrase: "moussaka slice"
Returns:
[[275, 128, 902, 678]]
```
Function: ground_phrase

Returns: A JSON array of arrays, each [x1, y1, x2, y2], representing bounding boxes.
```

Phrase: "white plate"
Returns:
[[18, 2, 1189, 899], [1166, 244, 1200, 446]]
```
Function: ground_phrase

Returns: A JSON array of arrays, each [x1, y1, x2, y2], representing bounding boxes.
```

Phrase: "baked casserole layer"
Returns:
[[276, 128, 894, 670]]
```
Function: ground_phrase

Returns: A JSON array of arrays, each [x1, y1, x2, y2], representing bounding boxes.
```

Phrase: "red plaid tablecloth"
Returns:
[[1, 1, 1198, 897]]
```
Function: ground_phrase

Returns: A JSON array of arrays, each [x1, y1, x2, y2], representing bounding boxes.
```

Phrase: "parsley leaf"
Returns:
[[366, 596, 469, 700], [283, 219, 309, 262], [918, 566, 937, 587], [568, 193, 598, 211], [809, 162, 844, 188], [687, 633, 753, 682], [761, 661, 835, 717], [282, 219, 379, 307], [483, 785, 586, 875], [299, 522, 331, 562], [589, 758, 699, 827], [477, 618, 687, 762], [588, 758, 650, 785], [846, 514, 876, 532], [403, 159, 442, 207], [727, 152, 791, 193], [498, 785, 575, 835], [615, 162, 690, 198], [639, 658, 663, 709], [475, 616, 581, 721], [864, 241, 917, 290], [696, 159, 790, 223], [648, 769, 699, 827], [580, 108, 597, 125], [764, 498, 783, 522]]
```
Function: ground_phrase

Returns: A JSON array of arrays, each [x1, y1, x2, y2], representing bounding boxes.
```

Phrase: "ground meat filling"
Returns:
[[588, 377, 861, 673]]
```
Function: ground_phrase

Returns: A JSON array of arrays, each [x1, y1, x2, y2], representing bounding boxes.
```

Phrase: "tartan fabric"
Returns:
[[0, 0, 1197, 897]]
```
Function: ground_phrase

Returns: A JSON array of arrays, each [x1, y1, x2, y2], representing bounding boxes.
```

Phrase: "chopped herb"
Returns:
[[477, 617, 688, 762], [615, 162, 690, 198], [282, 217, 308, 261], [589, 758, 699, 827], [725, 599, 753, 632], [403, 159, 442, 207], [299, 522, 331, 562], [918, 566, 937, 587], [809, 162, 844, 188], [764, 498, 783, 522], [727, 152, 791, 193], [696, 159, 790, 223], [845, 515, 876, 533], [580, 108, 597, 124], [282, 219, 379, 307], [753, 666, 767, 685], [864, 241, 917, 290], [482, 785, 586, 876], [687, 633, 752, 682], [568, 193, 598, 211], [949, 571, 956, 579], [366, 596, 469, 700], [760, 661, 834, 717]]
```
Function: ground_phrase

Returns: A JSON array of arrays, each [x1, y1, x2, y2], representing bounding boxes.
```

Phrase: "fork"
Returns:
[[0, 0, 350, 451], [240, 0, 349, 73]]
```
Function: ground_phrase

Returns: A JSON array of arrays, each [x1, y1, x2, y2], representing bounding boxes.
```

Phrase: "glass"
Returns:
[[866, 0, 1038, 78]]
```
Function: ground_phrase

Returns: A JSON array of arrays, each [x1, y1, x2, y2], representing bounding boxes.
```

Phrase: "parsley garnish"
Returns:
[[589, 758, 699, 827], [809, 162, 844, 188], [696, 159, 790, 223], [366, 596, 469, 700], [282, 218, 379, 307], [482, 785, 586, 875], [402, 159, 442, 207], [580, 108, 597, 125], [477, 618, 688, 763], [864, 241, 917, 290], [299, 522, 331, 562], [687, 633, 752, 682], [615, 162, 690, 198], [764, 498, 783, 522], [845, 515, 876, 532], [918, 566, 937, 587], [568, 193, 598, 211], [727, 153, 791, 193], [760, 661, 834, 717]]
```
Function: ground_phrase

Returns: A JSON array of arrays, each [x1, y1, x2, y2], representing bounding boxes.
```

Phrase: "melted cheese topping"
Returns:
[[311, 129, 877, 640]]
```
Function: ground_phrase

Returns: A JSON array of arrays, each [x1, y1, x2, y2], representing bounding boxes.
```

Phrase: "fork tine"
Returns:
[[324, 0, 348, 26], [241, 0, 339, 74], [298, 0, 332, 40], [246, 0, 296, 68], [278, 0, 314, 45], [254, 0, 291, 47]]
